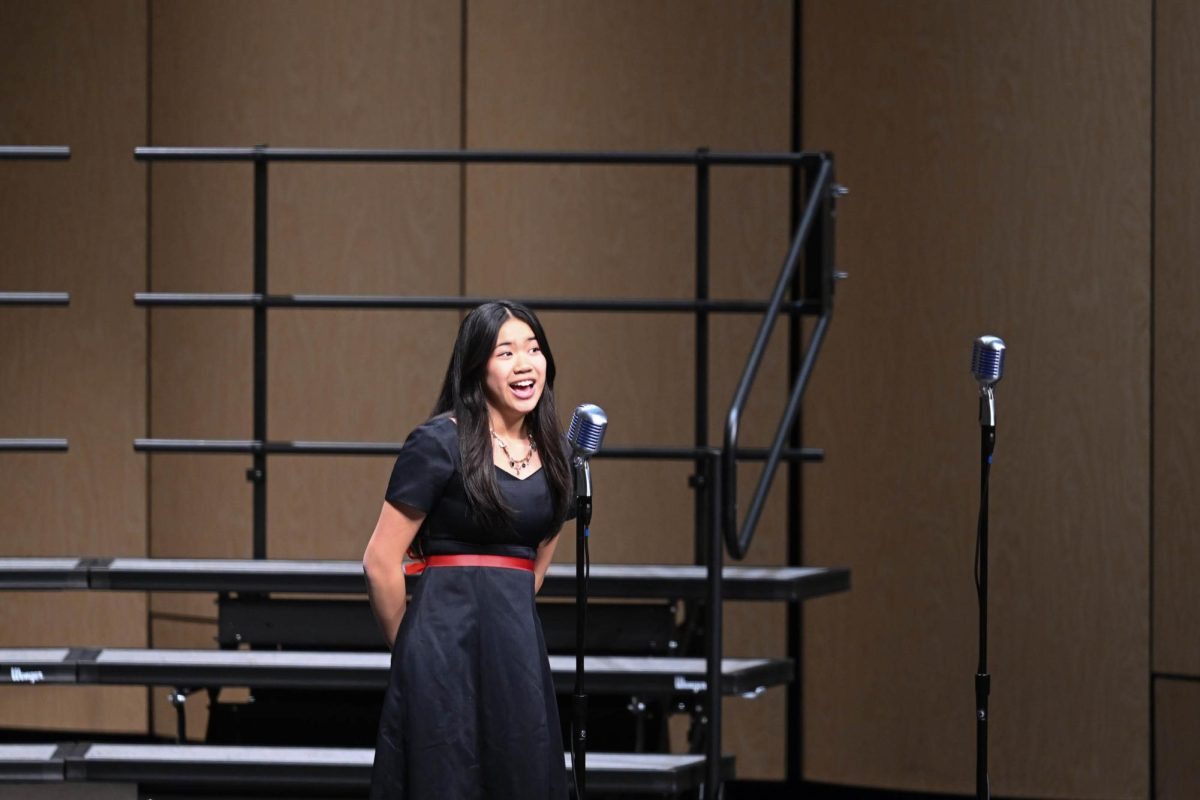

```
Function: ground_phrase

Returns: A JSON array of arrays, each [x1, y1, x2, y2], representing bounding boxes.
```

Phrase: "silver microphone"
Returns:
[[567, 403, 607, 498], [568, 403, 608, 458], [971, 335, 1006, 427]]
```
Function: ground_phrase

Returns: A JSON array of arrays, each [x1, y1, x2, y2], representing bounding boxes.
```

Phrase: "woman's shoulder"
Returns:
[[394, 413, 459, 473], [411, 412, 457, 444]]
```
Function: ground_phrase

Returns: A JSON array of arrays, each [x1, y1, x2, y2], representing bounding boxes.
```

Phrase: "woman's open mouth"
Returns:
[[510, 379, 536, 400]]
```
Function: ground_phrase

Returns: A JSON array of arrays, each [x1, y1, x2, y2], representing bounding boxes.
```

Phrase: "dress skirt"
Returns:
[[369, 564, 568, 800]]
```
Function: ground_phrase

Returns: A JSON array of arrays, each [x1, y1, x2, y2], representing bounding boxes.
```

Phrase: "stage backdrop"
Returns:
[[801, 2, 1154, 798], [2, 2, 1197, 798], [0, 0, 149, 737]]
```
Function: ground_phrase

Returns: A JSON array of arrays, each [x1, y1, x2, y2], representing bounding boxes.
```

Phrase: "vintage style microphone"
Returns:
[[566, 403, 607, 800], [971, 335, 1005, 800]]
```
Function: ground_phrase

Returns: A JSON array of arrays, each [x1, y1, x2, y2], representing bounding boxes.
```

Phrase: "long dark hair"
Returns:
[[432, 301, 573, 538]]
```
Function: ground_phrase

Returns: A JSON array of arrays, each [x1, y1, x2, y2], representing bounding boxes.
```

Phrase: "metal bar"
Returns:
[[704, 452, 724, 800], [786, 31, 807, 779], [694, 151, 710, 566], [733, 313, 829, 558], [1153, 672, 1200, 683], [134, 146, 823, 167], [0, 293, 70, 306], [976, 424, 994, 800], [135, 293, 261, 306], [252, 153, 268, 559], [721, 158, 833, 560], [0, 146, 70, 159], [0, 557, 90, 589], [132, 293, 818, 314], [0, 439, 69, 452], [132, 438, 823, 461]]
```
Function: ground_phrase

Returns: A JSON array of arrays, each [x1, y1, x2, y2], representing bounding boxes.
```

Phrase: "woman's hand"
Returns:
[[363, 500, 425, 649]]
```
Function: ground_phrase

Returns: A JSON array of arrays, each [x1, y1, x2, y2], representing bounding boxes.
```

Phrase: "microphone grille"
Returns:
[[971, 335, 1006, 385], [568, 403, 608, 456]]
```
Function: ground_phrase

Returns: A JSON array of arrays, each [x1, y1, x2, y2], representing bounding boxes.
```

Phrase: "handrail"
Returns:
[[131, 144, 832, 568], [0, 439, 69, 452], [0, 292, 70, 305], [132, 437, 823, 462], [134, 146, 823, 167], [132, 292, 818, 314], [721, 157, 836, 559], [0, 146, 70, 159]]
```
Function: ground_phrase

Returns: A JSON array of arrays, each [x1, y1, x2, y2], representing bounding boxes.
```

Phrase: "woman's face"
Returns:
[[483, 316, 546, 425]]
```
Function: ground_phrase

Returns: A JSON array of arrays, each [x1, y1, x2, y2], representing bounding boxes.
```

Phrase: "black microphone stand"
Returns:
[[572, 458, 592, 800], [975, 388, 995, 800]]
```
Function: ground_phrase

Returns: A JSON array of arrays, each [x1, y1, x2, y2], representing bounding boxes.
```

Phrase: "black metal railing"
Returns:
[[0, 292, 70, 305], [132, 145, 830, 555], [133, 145, 837, 800], [2, 146, 72, 452], [133, 293, 816, 313], [0, 438, 68, 452], [135, 146, 816, 166], [0, 146, 70, 160], [133, 438, 821, 461], [722, 157, 838, 559]]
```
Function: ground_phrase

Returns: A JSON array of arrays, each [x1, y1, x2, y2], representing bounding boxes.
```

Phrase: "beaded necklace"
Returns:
[[490, 429, 537, 476]]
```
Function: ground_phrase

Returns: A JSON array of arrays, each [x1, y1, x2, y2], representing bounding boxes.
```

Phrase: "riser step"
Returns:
[[0, 742, 734, 795], [0, 648, 791, 696]]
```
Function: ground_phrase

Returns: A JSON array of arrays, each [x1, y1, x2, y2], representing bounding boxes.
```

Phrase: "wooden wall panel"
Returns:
[[802, 3, 1151, 797], [1155, 679, 1200, 799], [1154, 0, 1200, 678], [466, 0, 793, 779], [147, 0, 462, 587], [0, 0, 148, 732], [0, 4, 1175, 795], [147, 0, 463, 724]]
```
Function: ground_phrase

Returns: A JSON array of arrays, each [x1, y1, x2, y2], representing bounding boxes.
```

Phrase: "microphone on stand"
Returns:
[[566, 403, 606, 800], [970, 334, 1005, 800], [971, 335, 1006, 427], [568, 403, 608, 509]]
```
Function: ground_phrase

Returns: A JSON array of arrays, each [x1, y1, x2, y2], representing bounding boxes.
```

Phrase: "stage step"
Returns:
[[0, 647, 790, 696], [0, 744, 63, 783], [0, 742, 734, 795], [0, 556, 849, 601]]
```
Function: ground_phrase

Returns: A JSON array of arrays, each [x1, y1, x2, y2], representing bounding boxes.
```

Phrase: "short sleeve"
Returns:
[[384, 419, 455, 512]]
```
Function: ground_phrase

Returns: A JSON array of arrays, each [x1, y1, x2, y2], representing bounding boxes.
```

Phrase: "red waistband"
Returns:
[[403, 554, 536, 576]]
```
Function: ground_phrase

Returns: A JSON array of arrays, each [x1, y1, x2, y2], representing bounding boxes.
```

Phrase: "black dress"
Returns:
[[370, 414, 570, 800]]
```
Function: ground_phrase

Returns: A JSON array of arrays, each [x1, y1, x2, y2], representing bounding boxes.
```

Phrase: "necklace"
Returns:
[[491, 429, 537, 475]]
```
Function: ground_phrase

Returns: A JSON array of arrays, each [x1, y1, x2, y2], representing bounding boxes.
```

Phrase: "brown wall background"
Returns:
[[2, 1, 1197, 798], [145, 0, 464, 737], [801, 3, 1153, 797], [0, 0, 148, 734], [1153, 1, 1200, 796], [465, 1, 795, 776]]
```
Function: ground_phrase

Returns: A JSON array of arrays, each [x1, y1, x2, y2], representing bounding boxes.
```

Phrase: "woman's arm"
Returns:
[[533, 531, 561, 594], [363, 500, 425, 650]]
